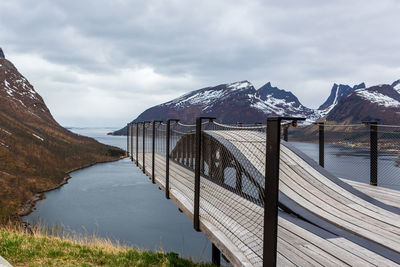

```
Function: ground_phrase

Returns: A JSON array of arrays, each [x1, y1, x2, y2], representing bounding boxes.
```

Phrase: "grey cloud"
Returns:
[[1, 0, 399, 125]]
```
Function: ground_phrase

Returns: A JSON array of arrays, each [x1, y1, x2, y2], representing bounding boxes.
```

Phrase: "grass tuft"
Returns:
[[0, 222, 214, 267]]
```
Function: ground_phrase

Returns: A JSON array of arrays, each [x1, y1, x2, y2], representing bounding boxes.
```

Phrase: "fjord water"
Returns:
[[25, 127, 212, 262], [290, 142, 400, 190]]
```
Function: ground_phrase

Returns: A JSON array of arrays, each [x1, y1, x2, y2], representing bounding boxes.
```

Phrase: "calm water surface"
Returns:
[[25, 127, 212, 262]]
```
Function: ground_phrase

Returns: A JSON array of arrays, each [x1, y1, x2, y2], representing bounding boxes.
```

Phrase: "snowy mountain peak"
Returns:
[[0, 48, 4, 59], [256, 82, 301, 105], [227, 80, 252, 91], [391, 79, 400, 94], [318, 82, 365, 115], [165, 81, 256, 110], [327, 84, 400, 123], [0, 57, 51, 120], [354, 86, 400, 108]]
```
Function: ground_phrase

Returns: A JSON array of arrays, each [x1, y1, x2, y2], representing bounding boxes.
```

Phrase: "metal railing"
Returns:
[[286, 122, 400, 189], [126, 118, 400, 265], [126, 117, 304, 266]]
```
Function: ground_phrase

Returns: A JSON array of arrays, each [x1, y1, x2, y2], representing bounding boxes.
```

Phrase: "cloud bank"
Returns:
[[1, 0, 399, 126]]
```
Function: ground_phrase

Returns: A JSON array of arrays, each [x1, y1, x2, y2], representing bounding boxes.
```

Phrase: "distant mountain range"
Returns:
[[0, 49, 124, 220], [112, 78, 400, 135]]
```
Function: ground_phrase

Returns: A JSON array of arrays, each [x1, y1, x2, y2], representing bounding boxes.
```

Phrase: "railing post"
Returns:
[[152, 121, 162, 184], [370, 122, 378, 185], [363, 121, 378, 185], [166, 119, 179, 199], [152, 120, 156, 183], [194, 117, 215, 232], [283, 125, 288, 142], [212, 243, 221, 266], [264, 117, 304, 267], [190, 134, 194, 168], [126, 123, 129, 157], [136, 122, 139, 166], [130, 123, 134, 161], [319, 122, 325, 167], [142, 122, 146, 173]]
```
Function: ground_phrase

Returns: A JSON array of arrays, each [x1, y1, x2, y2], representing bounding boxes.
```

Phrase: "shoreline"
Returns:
[[19, 155, 127, 218]]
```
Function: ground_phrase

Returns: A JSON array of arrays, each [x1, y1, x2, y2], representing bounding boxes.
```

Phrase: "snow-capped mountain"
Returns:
[[112, 78, 400, 135], [326, 82, 400, 124], [111, 81, 320, 134], [251, 82, 321, 123], [0, 56, 55, 124], [318, 83, 365, 116], [392, 79, 400, 94]]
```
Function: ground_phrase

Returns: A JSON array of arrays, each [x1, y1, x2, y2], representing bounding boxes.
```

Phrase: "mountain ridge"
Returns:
[[112, 77, 400, 135], [326, 83, 400, 124]]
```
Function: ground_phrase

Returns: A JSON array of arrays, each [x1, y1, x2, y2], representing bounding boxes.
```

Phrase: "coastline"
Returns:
[[19, 155, 127, 218]]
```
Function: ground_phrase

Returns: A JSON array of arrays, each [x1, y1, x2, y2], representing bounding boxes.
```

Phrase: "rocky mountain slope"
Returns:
[[0, 50, 124, 222], [318, 83, 366, 116], [112, 81, 322, 135], [326, 83, 400, 124], [112, 69, 399, 135]]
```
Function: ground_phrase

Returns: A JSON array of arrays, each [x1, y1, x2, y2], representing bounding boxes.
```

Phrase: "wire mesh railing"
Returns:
[[126, 117, 305, 266], [125, 118, 400, 265], [286, 122, 400, 190], [377, 125, 400, 188]]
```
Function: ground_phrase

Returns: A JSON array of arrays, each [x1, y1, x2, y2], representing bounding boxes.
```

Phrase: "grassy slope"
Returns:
[[0, 226, 212, 267], [0, 58, 125, 222], [0, 107, 125, 221]]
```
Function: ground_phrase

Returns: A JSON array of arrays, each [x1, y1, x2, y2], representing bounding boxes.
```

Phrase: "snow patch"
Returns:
[[227, 81, 251, 91], [172, 89, 225, 107], [0, 128, 11, 135], [0, 141, 9, 148], [32, 133, 44, 141], [394, 83, 400, 94], [356, 89, 400, 108]]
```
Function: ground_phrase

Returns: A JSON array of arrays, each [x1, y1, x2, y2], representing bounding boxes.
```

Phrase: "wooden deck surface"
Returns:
[[132, 129, 400, 266], [341, 179, 400, 209]]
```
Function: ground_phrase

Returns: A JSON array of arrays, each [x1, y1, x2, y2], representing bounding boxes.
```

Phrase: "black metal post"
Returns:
[[152, 121, 162, 184], [194, 117, 215, 232], [166, 119, 179, 199], [283, 125, 288, 142], [152, 121, 156, 183], [190, 134, 194, 168], [263, 117, 305, 267], [130, 123, 134, 161], [136, 122, 139, 166], [319, 122, 325, 167], [126, 123, 129, 156], [142, 122, 146, 174], [212, 243, 221, 266], [370, 122, 378, 186]]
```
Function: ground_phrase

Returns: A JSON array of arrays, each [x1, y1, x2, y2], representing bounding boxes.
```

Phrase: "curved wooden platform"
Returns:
[[133, 129, 400, 266]]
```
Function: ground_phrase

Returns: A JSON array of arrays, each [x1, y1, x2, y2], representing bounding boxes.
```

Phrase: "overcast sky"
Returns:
[[1, 0, 400, 127]]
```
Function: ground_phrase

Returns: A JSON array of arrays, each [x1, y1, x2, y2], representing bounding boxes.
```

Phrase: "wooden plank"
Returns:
[[342, 178, 400, 209], [278, 154, 400, 233]]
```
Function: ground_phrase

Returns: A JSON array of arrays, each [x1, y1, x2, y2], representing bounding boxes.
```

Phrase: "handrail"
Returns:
[[212, 121, 267, 130], [177, 121, 209, 127]]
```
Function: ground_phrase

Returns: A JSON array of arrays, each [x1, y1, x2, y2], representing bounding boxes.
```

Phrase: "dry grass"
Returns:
[[0, 222, 213, 267]]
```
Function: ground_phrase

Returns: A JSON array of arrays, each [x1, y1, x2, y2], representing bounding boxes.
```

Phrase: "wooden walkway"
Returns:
[[133, 130, 400, 266]]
